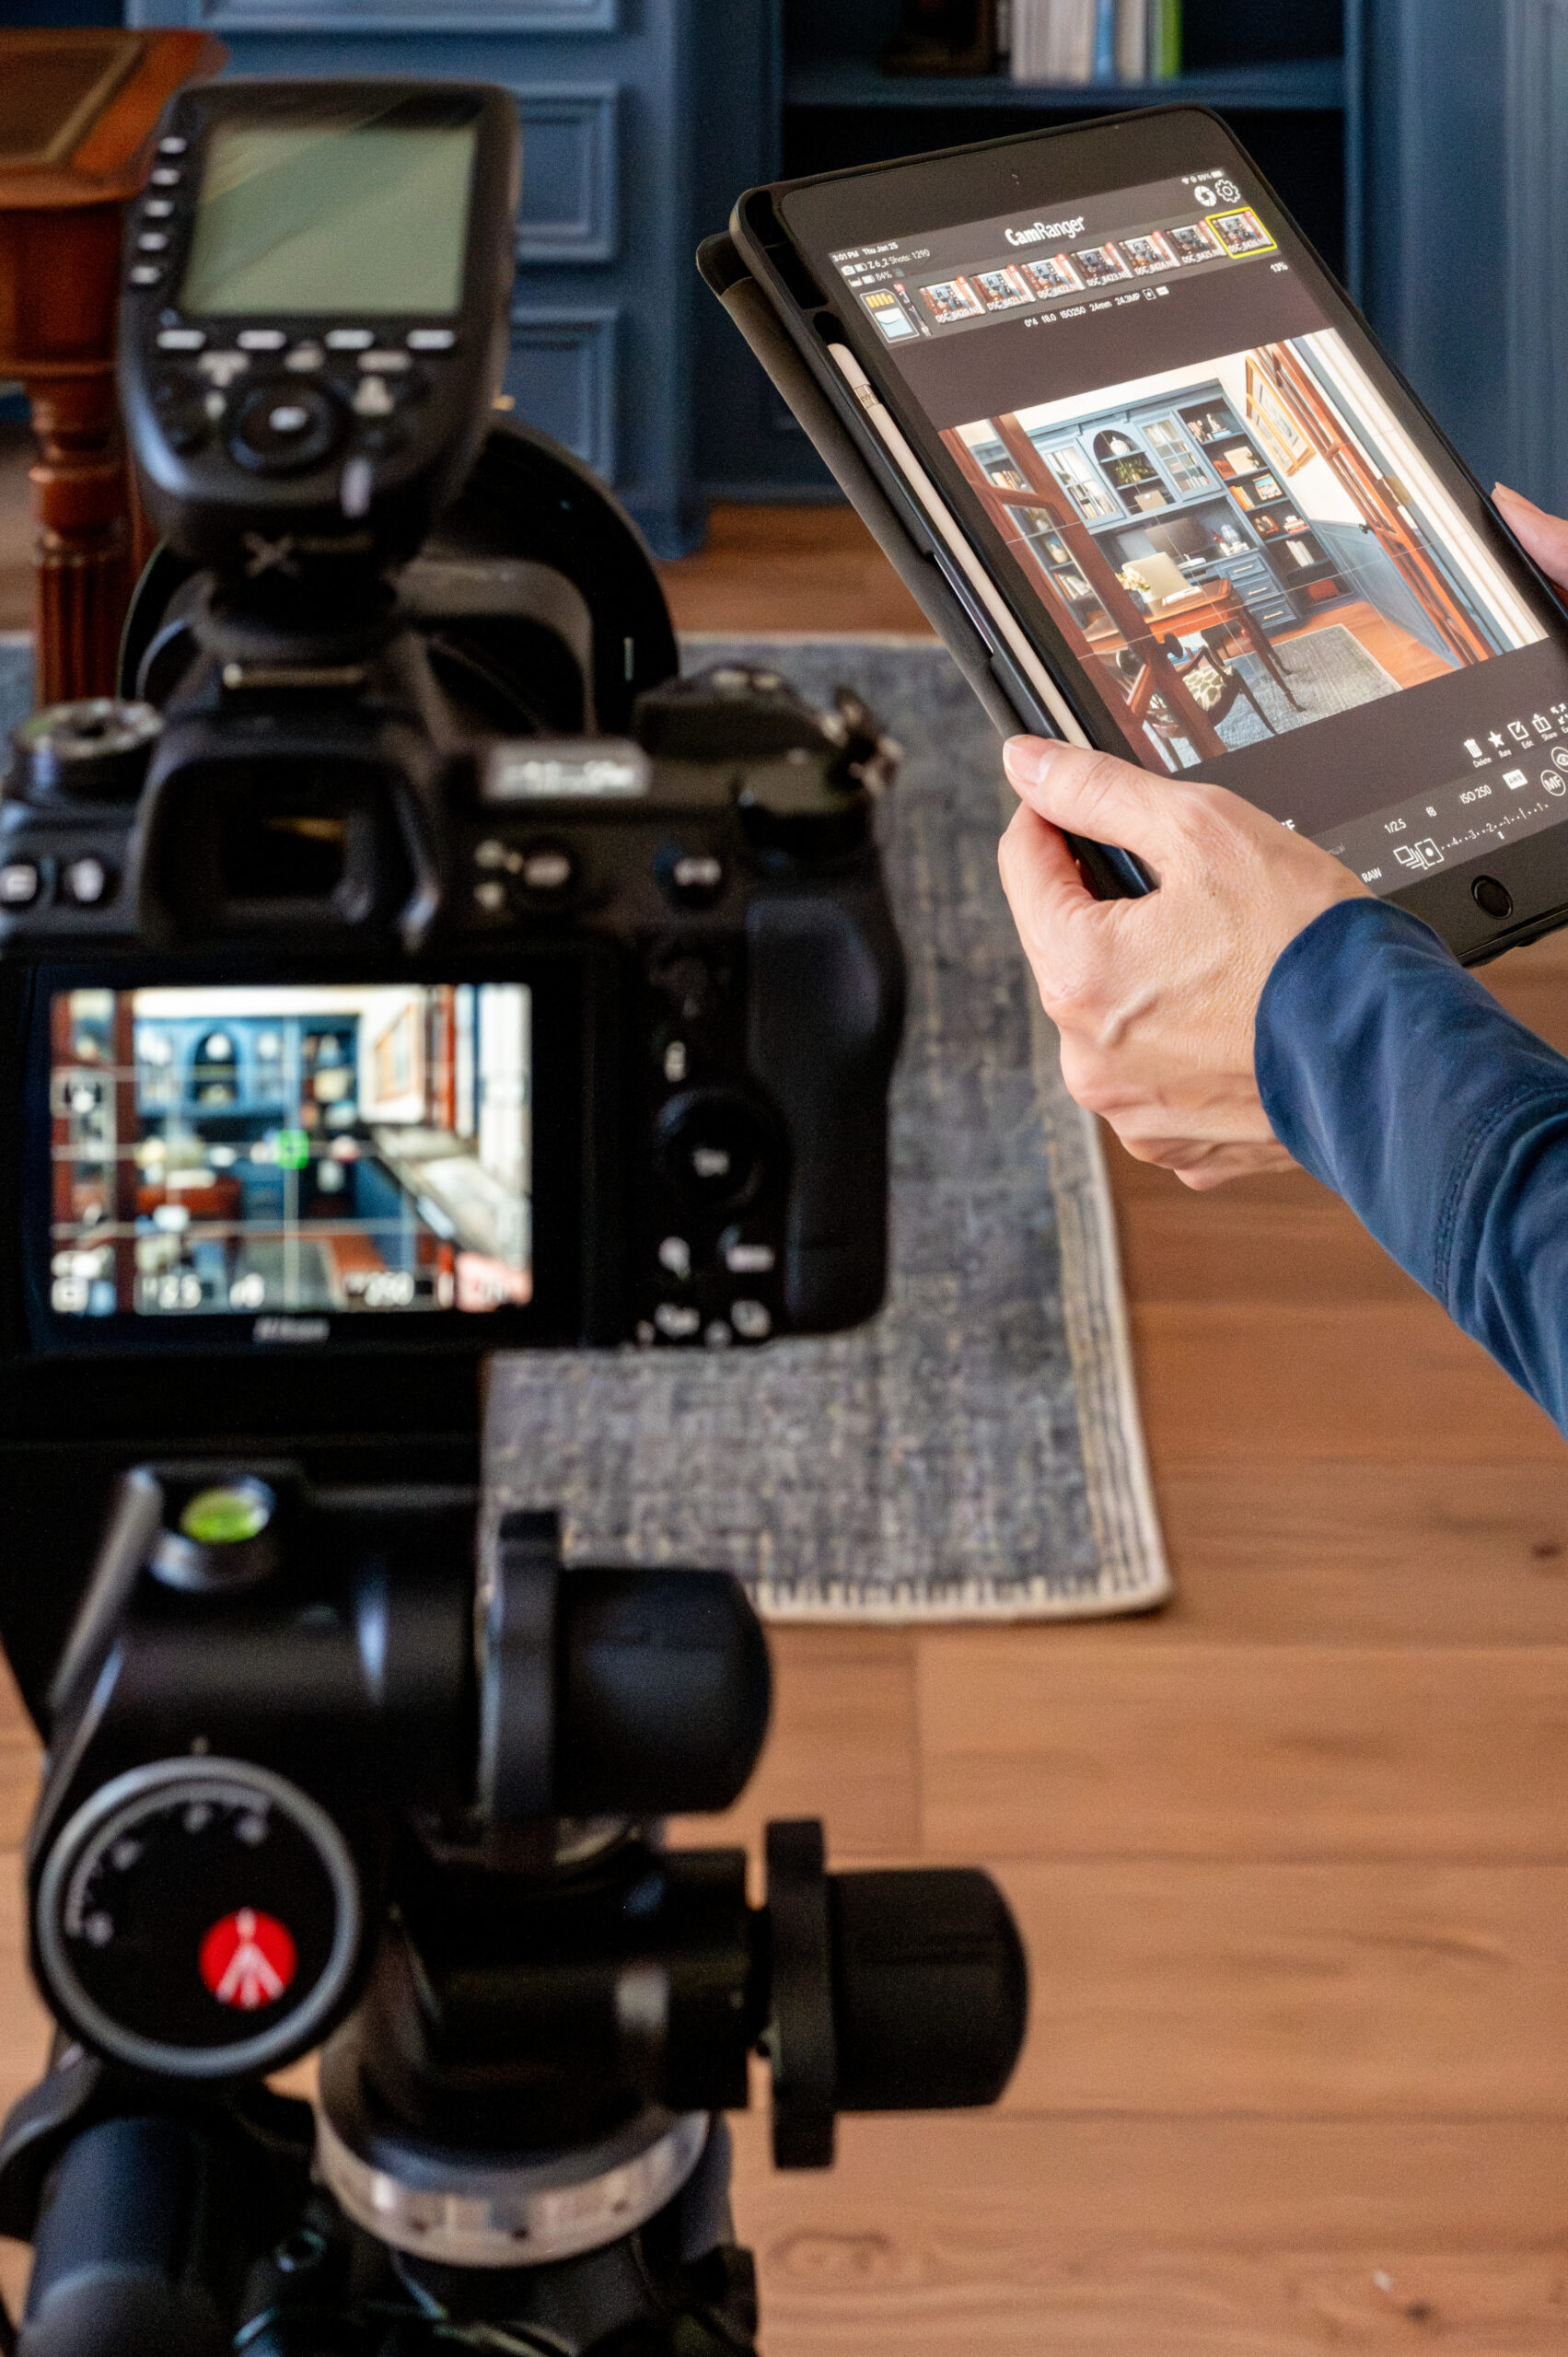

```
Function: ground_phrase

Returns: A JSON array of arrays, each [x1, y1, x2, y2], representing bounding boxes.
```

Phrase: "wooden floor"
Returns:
[[3, 496, 1568, 2344], [1280, 596, 1458, 690], [674, 508, 1568, 2350]]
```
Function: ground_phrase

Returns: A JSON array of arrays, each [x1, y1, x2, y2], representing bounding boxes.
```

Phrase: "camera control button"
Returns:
[[129, 265, 162, 287], [358, 350, 412, 373], [157, 135, 188, 154], [0, 863, 41, 907], [229, 384, 343, 473], [143, 199, 175, 220], [136, 230, 169, 252], [731, 1300, 772, 1342], [661, 1038, 689, 1085], [658, 847, 726, 909], [722, 1236, 776, 1276], [325, 328, 374, 350], [353, 377, 395, 419], [156, 330, 203, 354], [237, 329, 287, 352], [408, 327, 457, 351], [656, 1092, 772, 1213], [654, 1302, 702, 1341], [658, 1236, 692, 1279], [519, 847, 575, 896], [150, 166, 181, 187], [285, 343, 326, 372]]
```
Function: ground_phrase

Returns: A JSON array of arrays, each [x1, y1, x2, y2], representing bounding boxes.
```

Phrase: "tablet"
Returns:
[[721, 108, 1568, 963]]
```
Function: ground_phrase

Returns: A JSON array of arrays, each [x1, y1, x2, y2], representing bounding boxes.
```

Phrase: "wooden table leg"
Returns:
[[23, 368, 133, 706], [1236, 603, 1306, 710]]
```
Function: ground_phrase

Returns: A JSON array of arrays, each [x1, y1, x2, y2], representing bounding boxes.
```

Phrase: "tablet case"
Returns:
[[696, 226, 1150, 901]]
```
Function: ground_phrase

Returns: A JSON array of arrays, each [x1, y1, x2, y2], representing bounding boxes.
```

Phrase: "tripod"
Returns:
[[0, 1463, 1027, 2357]]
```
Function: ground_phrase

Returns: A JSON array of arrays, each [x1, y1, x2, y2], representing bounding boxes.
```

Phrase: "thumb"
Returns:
[[1494, 482, 1568, 594], [1004, 736, 1175, 865]]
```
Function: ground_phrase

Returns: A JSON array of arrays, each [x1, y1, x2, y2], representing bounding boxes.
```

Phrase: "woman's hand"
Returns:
[[998, 737, 1367, 1190]]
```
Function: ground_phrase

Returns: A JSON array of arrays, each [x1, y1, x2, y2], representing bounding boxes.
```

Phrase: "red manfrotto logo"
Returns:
[[198, 1908, 297, 2010]]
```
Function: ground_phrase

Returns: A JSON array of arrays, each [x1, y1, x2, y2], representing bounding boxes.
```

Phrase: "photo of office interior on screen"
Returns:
[[948, 328, 1541, 772], [48, 984, 532, 1321]]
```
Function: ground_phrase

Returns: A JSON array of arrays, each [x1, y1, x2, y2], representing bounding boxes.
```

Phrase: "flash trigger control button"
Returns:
[[230, 384, 343, 473], [62, 857, 111, 907], [658, 1237, 692, 1279], [731, 1300, 772, 1342], [0, 864, 40, 906]]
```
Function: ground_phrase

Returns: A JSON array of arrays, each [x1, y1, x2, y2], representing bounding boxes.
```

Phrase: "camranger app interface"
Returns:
[[826, 168, 1568, 896]]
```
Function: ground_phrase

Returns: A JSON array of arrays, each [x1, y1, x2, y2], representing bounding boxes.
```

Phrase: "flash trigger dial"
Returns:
[[32, 1758, 363, 2079]]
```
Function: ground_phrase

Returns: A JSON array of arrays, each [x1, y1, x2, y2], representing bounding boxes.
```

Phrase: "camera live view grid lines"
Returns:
[[49, 984, 532, 1322]]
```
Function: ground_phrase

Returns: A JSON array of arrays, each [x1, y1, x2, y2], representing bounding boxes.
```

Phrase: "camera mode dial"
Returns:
[[33, 1758, 362, 2079]]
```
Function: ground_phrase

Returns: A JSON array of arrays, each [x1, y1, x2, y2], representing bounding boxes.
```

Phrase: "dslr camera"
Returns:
[[0, 78, 1027, 2357], [0, 74, 902, 1360]]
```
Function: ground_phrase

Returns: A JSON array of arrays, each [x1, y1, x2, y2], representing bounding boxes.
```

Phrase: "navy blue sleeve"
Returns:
[[1256, 897, 1568, 1434]]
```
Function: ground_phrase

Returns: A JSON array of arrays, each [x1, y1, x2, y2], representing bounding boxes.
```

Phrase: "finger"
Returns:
[[998, 796, 1098, 926], [1493, 483, 1568, 592], [1003, 736, 1177, 866]]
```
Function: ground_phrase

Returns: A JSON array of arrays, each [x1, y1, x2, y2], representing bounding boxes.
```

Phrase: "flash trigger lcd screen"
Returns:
[[180, 118, 476, 315]]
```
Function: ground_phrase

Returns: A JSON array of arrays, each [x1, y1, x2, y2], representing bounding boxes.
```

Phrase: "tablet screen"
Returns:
[[788, 150, 1568, 904]]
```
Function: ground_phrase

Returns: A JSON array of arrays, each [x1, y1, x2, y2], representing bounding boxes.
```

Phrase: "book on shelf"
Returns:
[[1009, 0, 1181, 83]]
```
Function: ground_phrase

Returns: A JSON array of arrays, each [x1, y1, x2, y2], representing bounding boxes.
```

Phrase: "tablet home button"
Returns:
[[1472, 876, 1513, 919]]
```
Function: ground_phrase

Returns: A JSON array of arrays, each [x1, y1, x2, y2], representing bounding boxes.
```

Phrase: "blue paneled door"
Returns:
[[125, 0, 775, 556]]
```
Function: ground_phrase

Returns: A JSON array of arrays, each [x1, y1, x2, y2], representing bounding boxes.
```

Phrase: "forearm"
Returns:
[[1257, 900, 1568, 1432]]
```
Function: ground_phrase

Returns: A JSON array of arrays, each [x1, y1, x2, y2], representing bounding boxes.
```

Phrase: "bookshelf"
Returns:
[[782, 57, 1349, 116], [714, 0, 1364, 502]]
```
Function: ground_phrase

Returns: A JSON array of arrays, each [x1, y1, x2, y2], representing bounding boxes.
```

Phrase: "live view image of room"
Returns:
[[944, 330, 1547, 772], [48, 983, 531, 1320]]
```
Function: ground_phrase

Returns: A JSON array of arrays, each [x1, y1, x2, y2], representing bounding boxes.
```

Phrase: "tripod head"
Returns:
[[0, 1469, 1027, 2354]]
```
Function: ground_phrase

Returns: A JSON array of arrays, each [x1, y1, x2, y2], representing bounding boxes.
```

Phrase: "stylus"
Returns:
[[825, 343, 1092, 751]]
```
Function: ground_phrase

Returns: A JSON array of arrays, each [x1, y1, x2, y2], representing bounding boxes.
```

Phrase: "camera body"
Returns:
[[0, 73, 903, 1371], [0, 656, 902, 1360]]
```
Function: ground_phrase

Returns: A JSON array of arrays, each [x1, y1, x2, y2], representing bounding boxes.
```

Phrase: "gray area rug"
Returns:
[[1215, 618, 1400, 749], [490, 638, 1168, 1620]]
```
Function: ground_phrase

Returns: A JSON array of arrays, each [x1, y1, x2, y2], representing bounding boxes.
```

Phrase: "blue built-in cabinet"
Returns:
[[126, 0, 784, 555]]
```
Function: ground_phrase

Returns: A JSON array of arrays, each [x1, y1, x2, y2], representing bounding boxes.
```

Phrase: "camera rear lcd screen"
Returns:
[[180, 119, 475, 315], [792, 157, 1568, 895], [47, 986, 530, 1321]]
